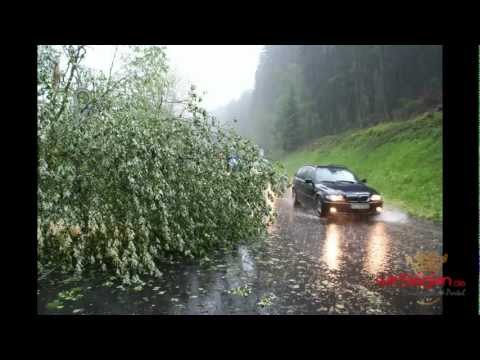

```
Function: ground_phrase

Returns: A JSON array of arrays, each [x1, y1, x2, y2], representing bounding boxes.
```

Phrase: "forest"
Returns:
[[214, 45, 442, 156]]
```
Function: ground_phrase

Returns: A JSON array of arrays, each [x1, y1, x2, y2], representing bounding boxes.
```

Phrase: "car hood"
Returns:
[[315, 182, 378, 194]]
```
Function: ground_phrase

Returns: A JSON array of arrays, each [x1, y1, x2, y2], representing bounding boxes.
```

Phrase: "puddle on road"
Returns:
[[375, 207, 409, 224], [38, 193, 442, 315]]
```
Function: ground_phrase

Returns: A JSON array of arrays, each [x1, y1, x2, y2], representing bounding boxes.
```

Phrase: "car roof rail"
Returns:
[[317, 164, 347, 168]]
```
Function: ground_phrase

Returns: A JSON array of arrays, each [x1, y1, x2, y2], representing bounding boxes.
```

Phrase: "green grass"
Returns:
[[281, 112, 443, 221]]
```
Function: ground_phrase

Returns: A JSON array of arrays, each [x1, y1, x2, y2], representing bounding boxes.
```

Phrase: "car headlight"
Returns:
[[326, 194, 344, 202], [370, 194, 382, 201]]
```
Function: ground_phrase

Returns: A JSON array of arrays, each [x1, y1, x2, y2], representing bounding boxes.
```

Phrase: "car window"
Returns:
[[305, 167, 315, 180], [315, 168, 358, 183], [296, 167, 306, 179]]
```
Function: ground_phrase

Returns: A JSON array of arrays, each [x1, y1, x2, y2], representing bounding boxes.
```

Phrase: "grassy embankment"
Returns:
[[281, 111, 442, 221]]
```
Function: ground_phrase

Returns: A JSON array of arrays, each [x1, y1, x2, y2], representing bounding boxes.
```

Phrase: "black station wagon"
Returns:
[[292, 165, 383, 218]]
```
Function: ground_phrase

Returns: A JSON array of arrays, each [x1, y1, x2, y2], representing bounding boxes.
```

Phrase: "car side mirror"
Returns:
[[361, 178, 367, 183]]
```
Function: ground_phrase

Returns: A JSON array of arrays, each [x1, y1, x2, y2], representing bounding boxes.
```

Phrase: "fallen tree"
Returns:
[[37, 45, 288, 284]]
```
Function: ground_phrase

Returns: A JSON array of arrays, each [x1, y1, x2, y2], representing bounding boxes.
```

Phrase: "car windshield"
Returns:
[[315, 168, 358, 183]]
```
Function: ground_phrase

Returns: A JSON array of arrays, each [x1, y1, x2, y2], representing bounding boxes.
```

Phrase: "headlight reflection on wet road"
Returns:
[[364, 222, 391, 276], [320, 221, 392, 275], [323, 223, 341, 271]]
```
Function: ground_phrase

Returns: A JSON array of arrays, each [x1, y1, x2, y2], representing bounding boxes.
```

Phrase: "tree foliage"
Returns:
[[37, 45, 288, 284]]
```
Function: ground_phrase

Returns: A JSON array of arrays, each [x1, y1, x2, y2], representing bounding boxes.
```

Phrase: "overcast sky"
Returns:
[[81, 45, 263, 111]]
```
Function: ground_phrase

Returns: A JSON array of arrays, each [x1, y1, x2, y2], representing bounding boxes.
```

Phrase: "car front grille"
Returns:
[[345, 193, 370, 202]]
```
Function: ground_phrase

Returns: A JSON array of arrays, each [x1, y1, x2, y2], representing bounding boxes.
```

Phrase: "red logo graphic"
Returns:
[[375, 273, 466, 289]]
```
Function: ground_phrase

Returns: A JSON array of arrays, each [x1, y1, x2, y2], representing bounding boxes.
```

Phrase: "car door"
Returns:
[[303, 166, 316, 207], [294, 166, 307, 204]]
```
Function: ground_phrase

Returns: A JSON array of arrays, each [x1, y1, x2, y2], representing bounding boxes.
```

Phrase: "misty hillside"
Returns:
[[214, 45, 442, 156]]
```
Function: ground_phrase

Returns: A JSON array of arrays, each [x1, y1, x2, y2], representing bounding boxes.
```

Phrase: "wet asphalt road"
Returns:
[[38, 188, 443, 315]]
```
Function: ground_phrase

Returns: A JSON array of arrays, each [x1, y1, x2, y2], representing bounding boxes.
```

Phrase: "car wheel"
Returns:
[[316, 196, 326, 218], [292, 188, 300, 207]]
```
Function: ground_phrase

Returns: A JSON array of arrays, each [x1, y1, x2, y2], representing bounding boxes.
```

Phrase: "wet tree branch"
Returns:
[[54, 46, 85, 122]]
